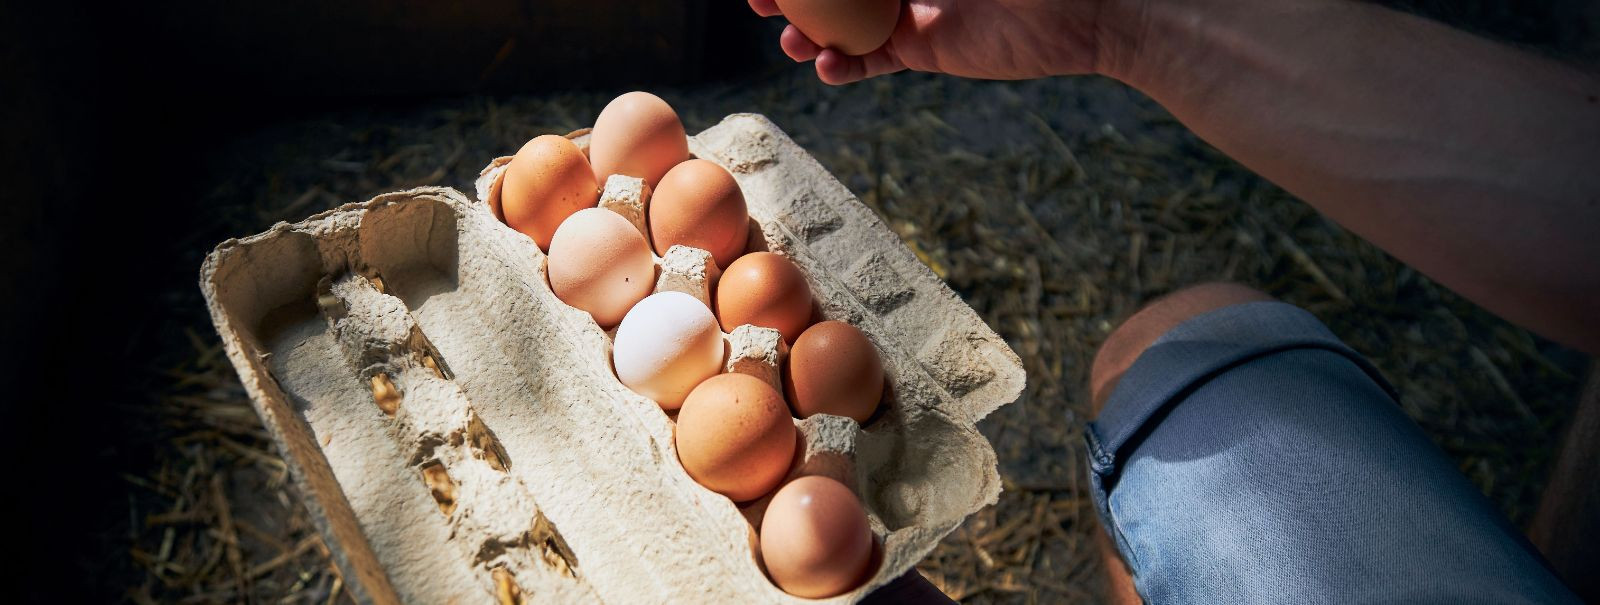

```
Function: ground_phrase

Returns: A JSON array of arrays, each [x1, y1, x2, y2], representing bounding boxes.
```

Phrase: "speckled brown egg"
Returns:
[[714, 252, 812, 344], [649, 159, 750, 270], [675, 373, 797, 502], [776, 0, 902, 56], [784, 321, 883, 423], [760, 475, 876, 598], [499, 135, 599, 251], [589, 91, 689, 188], [546, 208, 656, 329]]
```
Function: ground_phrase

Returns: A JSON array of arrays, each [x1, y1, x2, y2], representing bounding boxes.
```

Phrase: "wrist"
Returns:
[[1091, 0, 1238, 112]]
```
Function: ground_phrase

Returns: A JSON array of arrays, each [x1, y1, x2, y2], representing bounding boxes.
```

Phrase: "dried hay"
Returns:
[[129, 69, 1584, 603]]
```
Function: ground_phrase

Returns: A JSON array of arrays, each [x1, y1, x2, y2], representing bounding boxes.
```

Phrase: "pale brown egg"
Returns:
[[589, 91, 689, 188], [776, 0, 902, 56], [499, 135, 598, 251], [715, 252, 813, 344], [784, 321, 884, 423], [760, 475, 875, 598], [675, 373, 797, 502], [546, 208, 656, 329], [649, 159, 750, 270]]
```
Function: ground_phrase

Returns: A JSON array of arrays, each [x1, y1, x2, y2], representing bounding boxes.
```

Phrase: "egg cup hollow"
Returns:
[[202, 114, 1023, 604]]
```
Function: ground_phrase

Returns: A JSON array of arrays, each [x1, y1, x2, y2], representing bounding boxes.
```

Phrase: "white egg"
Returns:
[[613, 291, 725, 410]]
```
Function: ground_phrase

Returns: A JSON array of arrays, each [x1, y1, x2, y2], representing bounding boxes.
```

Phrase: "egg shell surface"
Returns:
[[589, 91, 689, 188], [776, 0, 902, 56], [546, 208, 656, 329], [760, 475, 875, 598], [649, 159, 750, 270], [784, 320, 884, 423], [499, 135, 599, 251], [613, 291, 726, 410], [675, 373, 797, 502], [715, 252, 813, 344]]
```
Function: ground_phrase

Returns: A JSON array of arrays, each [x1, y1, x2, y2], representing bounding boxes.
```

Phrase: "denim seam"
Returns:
[[1107, 499, 1140, 566], [1085, 422, 1116, 476], [1104, 497, 1147, 603]]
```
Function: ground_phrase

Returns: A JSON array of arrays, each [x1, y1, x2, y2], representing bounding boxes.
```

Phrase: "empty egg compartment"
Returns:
[[469, 114, 1027, 600], [201, 193, 608, 604]]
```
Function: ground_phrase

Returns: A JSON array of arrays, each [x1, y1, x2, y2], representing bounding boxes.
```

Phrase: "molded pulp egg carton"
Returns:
[[200, 114, 1024, 604]]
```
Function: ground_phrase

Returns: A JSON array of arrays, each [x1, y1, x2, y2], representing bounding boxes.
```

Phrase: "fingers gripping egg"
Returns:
[[613, 292, 725, 410], [760, 476, 875, 598], [675, 373, 797, 502], [589, 91, 689, 188], [776, 0, 903, 56], [546, 208, 655, 329], [649, 159, 750, 270], [784, 321, 884, 423], [499, 135, 599, 250], [715, 252, 813, 344]]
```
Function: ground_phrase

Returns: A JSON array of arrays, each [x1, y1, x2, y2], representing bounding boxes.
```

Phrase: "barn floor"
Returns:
[[127, 66, 1586, 603]]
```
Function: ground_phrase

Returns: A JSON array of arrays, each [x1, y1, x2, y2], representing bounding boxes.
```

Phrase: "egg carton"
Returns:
[[199, 113, 1025, 604]]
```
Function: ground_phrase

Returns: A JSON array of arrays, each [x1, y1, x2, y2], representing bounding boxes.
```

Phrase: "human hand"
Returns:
[[747, 0, 1118, 84]]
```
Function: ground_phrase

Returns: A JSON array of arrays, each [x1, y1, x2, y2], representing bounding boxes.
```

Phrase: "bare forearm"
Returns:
[[1098, 0, 1600, 353]]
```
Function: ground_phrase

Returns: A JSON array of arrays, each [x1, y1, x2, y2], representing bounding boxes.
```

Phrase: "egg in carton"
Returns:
[[200, 113, 1024, 604]]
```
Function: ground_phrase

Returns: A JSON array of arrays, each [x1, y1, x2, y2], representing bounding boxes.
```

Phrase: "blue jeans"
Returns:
[[1085, 302, 1578, 603]]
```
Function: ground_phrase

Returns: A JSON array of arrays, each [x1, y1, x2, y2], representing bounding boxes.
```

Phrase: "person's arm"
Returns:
[[756, 0, 1600, 353], [1095, 0, 1600, 354]]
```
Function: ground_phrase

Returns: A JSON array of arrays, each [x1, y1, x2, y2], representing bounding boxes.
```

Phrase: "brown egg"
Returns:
[[546, 208, 656, 329], [776, 0, 902, 56], [649, 159, 750, 270], [715, 252, 812, 344], [784, 321, 884, 423], [760, 475, 875, 598], [589, 91, 689, 188], [675, 373, 797, 502], [499, 135, 598, 251]]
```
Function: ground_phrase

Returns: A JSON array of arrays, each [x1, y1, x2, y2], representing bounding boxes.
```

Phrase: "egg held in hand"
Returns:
[[776, 0, 902, 56], [674, 373, 797, 502], [546, 208, 655, 329], [649, 159, 750, 270], [784, 320, 884, 423], [498, 135, 598, 251], [760, 475, 876, 598], [715, 252, 813, 344], [589, 91, 689, 188], [613, 291, 725, 411]]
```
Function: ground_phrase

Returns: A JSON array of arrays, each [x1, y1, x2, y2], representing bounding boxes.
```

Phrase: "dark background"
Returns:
[[0, 1, 781, 598], [1, 0, 1595, 601]]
